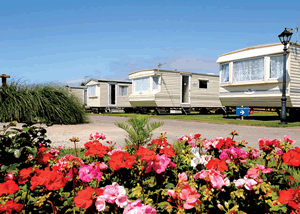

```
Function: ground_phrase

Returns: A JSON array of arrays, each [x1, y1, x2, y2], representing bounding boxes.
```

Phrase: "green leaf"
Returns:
[[14, 149, 21, 158], [165, 183, 175, 189]]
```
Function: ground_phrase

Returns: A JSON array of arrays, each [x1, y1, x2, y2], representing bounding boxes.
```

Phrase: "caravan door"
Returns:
[[108, 84, 116, 105], [181, 75, 190, 104]]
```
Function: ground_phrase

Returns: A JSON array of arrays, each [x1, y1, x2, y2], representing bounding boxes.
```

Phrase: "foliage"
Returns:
[[0, 79, 88, 124], [1, 119, 300, 213], [114, 115, 164, 148]]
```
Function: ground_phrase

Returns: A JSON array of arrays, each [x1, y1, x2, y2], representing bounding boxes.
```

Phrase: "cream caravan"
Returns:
[[128, 69, 222, 114], [217, 42, 300, 116]]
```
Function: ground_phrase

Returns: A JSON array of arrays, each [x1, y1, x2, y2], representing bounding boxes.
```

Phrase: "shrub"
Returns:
[[0, 80, 88, 124]]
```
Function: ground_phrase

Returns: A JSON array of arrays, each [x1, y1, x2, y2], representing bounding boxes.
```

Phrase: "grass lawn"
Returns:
[[87, 111, 300, 127]]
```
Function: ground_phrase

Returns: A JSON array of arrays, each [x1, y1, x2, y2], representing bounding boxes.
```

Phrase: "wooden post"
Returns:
[[241, 105, 244, 121], [0, 74, 10, 88]]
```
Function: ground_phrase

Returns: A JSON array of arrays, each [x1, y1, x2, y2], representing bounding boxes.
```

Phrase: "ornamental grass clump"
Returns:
[[0, 79, 88, 124]]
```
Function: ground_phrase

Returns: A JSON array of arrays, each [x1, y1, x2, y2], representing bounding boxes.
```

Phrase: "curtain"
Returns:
[[88, 85, 96, 96], [270, 55, 283, 79], [221, 64, 229, 83], [119, 86, 128, 96], [152, 77, 159, 90], [133, 77, 150, 92], [233, 57, 264, 82]]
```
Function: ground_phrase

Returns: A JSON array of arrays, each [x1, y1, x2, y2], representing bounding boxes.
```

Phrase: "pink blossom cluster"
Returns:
[[234, 164, 273, 191], [177, 133, 201, 147], [79, 162, 107, 182], [52, 154, 84, 179], [194, 169, 230, 189], [89, 132, 106, 140], [234, 177, 257, 190], [123, 199, 157, 214], [145, 154, 176, 174], [108, 146, 125, 155], [284, 135, 295, 145], [46, 148, 60, 157], [203, 137, 224, 150], [167, 173, 201, 210], [219, 146, 248, 163]]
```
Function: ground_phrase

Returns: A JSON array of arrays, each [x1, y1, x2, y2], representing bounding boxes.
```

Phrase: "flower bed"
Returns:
[[0, 123, 300, 214]]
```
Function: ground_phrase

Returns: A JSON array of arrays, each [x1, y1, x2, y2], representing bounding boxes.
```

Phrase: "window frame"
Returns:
[[151, 76, 160, 92], [87, 85, 97, 97], [132, 76, 151, 92], [198, 80, 208, 89], [269, 54, 284, 80], [119, 85, 128, 96]]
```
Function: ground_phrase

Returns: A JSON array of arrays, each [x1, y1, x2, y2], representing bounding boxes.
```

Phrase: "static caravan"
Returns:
[[217, 42, 300, 115], [86, 79, 133, 113], [66, 86, 87, 106], [128, 69, 222, 114]]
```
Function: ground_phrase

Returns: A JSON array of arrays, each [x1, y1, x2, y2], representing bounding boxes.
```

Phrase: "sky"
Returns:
[[1, 0, 299, 86]]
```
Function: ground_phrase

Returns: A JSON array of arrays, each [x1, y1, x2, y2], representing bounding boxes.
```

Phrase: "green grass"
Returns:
[[57, 147, 86, 160], [0, 79, 89, 124], [87, 111, 300, 127]]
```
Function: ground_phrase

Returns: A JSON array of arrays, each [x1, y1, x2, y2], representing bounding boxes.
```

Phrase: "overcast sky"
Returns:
[[1, 0, 299, 86]]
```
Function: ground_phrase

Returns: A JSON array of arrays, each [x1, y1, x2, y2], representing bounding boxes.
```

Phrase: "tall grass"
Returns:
[[0, 79, 89, 124]]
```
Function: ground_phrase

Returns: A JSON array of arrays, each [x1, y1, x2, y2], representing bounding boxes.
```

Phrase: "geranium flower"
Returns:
[[205, 158, 228, 172], [194, 169, 230, 189], [102, 182, 128, 208], [0, 200, 23, 213], [0, 180, 20, 196], [145, 154, 176, 174], [18, 167, 33, 184], [108, 146, 125, 155], [109, 151, 136, 171], [282, 147, 300, 167], [74, 186, 94, 209], [79, 164, 96, 182], [234, 176, 257, 191], [278, 188, 300, 212], [4, 172, 14, 181], [258, 138, 282, 153], [123, 199, 157, 214], [95, 195, 106, 212], [84, 142, 109, 157]]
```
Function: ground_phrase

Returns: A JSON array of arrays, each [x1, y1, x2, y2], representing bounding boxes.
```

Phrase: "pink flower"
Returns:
[[123, 199, 156, 214], [194, 169, 229, 189], [178, 173, 188, 183], [180, 188, 199, 209], [244, 178, 257, 190], [46, 148, 60, 156], [145, 154, 176, 174], [277, 149, 284, 156], [4, 172, 14, 181], [102, 182, 128, 208], [234, 179, 246, 187], [108, 146, 125, 155], [94, 132, 106, 140], [58, 146, 63, 150], [95, 195, 106, 212], [79, 164, 95, 182], [284, 135, 295, 145]]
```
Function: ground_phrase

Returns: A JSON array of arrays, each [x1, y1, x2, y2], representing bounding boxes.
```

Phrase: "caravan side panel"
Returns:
[[155, 71, 181, 107], [191, 75, 222, 107], [100, 83, 109, 107], [289, 44, 300, 108], [117, 84, 132, 107], [86, 81, 101, 107]]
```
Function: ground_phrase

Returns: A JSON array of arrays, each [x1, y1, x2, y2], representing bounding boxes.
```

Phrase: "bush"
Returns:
[[0, 80, 88, 124]]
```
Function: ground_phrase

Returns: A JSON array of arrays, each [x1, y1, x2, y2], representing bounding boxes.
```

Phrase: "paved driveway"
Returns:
[[43, 115, 300, 149]]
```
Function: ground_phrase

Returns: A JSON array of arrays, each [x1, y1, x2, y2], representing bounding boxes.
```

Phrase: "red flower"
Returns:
[[0, 180, 20, 196], [283, 147, 300, 167], [36, 152, 55, 165], [30, 167, 67, 191], [214, 138, 236, 150], [159, 147, 175, 157], [109, 151, 136, 171], [84, 142, 109, 157], [148, 138, 168, 147], [74, 186, 94, 209], [18, 167, 33, 184], [205, 158, 228, 172], [258, 138, 282, 153], [0, 200, 23, 214], [278, 188, 300, 211], [136, 147, 154, 157]]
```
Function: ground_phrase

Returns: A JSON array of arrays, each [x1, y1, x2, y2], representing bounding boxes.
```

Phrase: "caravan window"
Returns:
[[199, 80, 208, 89], [133, 77, 150, 92], [87, 85, 97, 96], [270, 55, 283, 79], [221, 63, 229, 83], [119, 86, 128, 96], [152, 77, 159, 90], [233, 57, 264, 82]]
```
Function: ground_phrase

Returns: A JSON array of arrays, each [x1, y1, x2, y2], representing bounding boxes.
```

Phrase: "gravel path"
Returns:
[[1, 115, 300, 149]]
